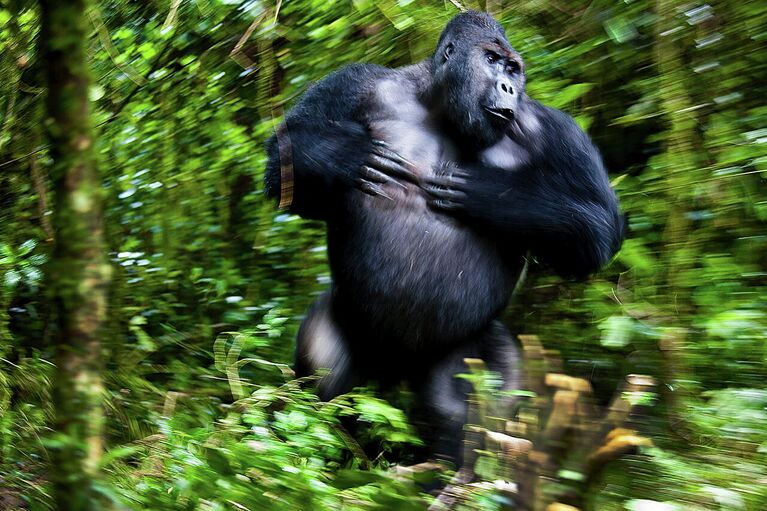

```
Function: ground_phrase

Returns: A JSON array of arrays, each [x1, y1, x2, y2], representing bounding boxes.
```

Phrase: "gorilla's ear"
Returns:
[[443, 43, 455, 62]]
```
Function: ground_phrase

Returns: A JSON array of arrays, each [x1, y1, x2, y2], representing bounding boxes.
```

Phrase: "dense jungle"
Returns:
[[0, 1, 765, 510]]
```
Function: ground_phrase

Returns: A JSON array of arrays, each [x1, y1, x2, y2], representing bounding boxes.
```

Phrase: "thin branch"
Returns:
[[274, 0, 283, 24], [0, 80, 19, 150], [30, 153, 54, 243], [163, 0, 183, 31], [0, 148, 42, 169], [89, 8, 146, 86], [230, 12, 267, 69]]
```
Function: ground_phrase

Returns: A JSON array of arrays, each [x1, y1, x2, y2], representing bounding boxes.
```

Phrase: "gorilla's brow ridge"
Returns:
[[490, 38, 515, 57], [481, 40, 516, 61]]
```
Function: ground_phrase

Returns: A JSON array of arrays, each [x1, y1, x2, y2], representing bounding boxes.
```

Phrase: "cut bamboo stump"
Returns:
[[402, 334, 656, 511]]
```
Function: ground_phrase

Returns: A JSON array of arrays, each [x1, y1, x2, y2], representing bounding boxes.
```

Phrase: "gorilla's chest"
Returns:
[[361, 79, 465, 245], [367, 79, 528, 177], [368, 79, 448, 188], [328, 79, 515, 342]]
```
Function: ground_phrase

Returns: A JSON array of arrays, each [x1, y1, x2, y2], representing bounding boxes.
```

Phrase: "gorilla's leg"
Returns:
[[480, 321, 524, 406], [417, 321, 523, 465], [416, 349, 472, 466], [295, 291, 358, 400]]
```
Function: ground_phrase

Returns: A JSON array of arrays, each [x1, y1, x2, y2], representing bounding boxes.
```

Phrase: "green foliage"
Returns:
[[107, 380, 426, 510], [0, 0, 766, 509]]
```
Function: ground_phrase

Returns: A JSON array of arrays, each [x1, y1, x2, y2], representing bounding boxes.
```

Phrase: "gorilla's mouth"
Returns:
[[484, 106, 514, 122]]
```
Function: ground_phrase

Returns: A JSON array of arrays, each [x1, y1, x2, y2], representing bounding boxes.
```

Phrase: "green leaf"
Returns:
[[548, 83, 593, 108], [3, 269, 20, 289], [603, 17, 638, 44], [100, 445, 142, 467], [599, 315, 634, 348], [625, 500, 681, 511], [18, 239, 36, 256]]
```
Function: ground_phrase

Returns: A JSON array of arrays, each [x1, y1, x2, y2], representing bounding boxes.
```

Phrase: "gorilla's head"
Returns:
[[432, 11, 526, 149]]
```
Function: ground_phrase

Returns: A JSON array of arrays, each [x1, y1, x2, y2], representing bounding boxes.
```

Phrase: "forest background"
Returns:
[[0, 0, 765, 510]]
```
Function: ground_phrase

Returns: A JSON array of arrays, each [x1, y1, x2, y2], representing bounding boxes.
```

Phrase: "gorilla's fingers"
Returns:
[[424, 188, 466, 210], [434, 169, 471, 180], [423, 174, 468, 190], [368, 157, 419, 185], [357, 179, 394, 201], [360, 165, 406, 189], [423, 185, 466, 202], [372, 145, 415, 168], [428, 199, 462, 212], [369, 148, 420, 183]]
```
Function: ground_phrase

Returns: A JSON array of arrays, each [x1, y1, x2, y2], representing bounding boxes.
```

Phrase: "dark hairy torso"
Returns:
[[327, 69, 524, 353]]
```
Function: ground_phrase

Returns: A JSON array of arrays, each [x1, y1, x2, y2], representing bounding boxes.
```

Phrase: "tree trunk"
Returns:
[[40, 0, 111, 508], [654, 0, 701, 308]]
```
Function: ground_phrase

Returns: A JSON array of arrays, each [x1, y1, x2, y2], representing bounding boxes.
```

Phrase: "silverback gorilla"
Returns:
[[264, 11, 624, 463]]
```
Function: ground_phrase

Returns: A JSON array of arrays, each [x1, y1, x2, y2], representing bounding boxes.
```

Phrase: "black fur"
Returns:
[[264, 11, 624, 463]]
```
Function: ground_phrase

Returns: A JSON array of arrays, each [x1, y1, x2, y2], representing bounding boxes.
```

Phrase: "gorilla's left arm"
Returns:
[[427, 100, 625, 279]]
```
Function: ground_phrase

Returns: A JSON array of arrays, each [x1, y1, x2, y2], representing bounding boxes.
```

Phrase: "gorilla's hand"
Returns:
[[422, 163, 474, 214], [357, 140, 420, 199]]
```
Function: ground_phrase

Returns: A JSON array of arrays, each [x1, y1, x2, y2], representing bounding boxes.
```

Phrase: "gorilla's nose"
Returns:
[[497, 78, 513, 95]]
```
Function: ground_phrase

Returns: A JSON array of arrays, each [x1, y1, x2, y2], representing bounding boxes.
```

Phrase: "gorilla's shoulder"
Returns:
[[310, 63, 395, 92], [294, 64, 399, 116], [330, 62, 394, 79]]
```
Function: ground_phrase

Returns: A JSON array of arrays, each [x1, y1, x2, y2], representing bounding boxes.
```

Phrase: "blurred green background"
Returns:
[[0, 0, 765, 509]]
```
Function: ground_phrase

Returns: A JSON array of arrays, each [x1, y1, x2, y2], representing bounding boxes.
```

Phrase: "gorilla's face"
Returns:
[[432, 12, 526, 149]]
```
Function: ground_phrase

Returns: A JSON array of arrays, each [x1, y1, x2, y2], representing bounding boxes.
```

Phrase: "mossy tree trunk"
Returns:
[[653, 0, 708, 443], [40, 0, 111, 508], [654, 0, 702, 309]]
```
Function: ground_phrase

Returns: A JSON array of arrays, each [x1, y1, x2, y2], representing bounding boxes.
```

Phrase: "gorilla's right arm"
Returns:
[[264, 64, 393, 220]]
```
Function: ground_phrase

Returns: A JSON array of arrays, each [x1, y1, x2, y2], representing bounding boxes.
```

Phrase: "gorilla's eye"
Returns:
[[485, 51, 500, 65], [506, 61, 521, 74]]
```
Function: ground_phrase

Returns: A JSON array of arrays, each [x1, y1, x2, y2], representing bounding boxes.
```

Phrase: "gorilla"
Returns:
[[264, 11, 624, 464]]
